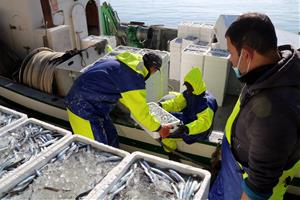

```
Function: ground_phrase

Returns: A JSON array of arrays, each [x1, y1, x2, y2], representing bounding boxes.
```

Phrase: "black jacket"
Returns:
[[232, 45, 300, 194]]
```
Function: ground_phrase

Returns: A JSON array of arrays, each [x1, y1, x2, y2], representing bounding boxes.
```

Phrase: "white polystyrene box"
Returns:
[[203, 48, 230, 106], [209, 130, 224, 144], [0, 135, 130, 199], [180, 44, 210, 92], [211, 42, 221, 49], [194, 40, 209, 47], [130, 102, 180, 139], [46, 25, 72, 52], [88, 151, 211, 200], [178, 22, 203, 38], [145, 73, 160, 102], [214, 15, 239, 50], [178, 22, 193, 38], [100, 35, 117, 48], [54, 53, 85, 96], [0, 105, 27, 134], [200, 23, 214, 43], [190, 22, 203, 38], [0, 118, 72, 194], [54, 45, 108, 96], [139, 48, 170, 102], [81, 35, 117, 49], [81, 35, 103, 49], [113, 45, 141, 54], [169, 37, 198, 81]]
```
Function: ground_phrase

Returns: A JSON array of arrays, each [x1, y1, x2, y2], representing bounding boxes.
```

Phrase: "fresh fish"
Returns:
[[169, 169, 185, 183], [150, 167, 174, 183]]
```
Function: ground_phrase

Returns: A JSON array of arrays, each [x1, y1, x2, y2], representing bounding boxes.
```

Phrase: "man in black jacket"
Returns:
[[209, 12, 300, 200]]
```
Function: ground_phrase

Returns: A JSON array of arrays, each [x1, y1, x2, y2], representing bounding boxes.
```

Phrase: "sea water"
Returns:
[[107, 0, 299, 34]]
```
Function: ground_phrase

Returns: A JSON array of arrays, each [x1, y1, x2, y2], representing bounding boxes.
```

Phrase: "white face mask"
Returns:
[[232, 49, 251, 78]]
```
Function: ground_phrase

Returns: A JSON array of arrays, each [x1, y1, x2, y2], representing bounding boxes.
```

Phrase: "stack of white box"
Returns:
[[189, 22, 203, 38], [169, 37, 198, 81], [200, 23, 215, 43], [180, 44, 210, 92], [177, 22, 194, 38], [178, 22, 204, 38], [203, 48, 230, 106], [140, 49, 170, 102], [169, 38, 183, 81], [214, 14, 239, 50]]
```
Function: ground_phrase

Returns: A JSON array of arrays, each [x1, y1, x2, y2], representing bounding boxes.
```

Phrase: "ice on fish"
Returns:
[[0, 112, 19, 128], [0, 123, 63, 180], [2, 142, 122, 200], [106, 159, 202, 200]]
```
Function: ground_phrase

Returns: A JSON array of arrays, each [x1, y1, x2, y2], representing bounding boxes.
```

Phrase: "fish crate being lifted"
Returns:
[[148, 102, 180, 126], [0, 135, 130, 199], [87, 151, 211, 200], [131, 102, 180, 139], [0, 105, 27, 134]]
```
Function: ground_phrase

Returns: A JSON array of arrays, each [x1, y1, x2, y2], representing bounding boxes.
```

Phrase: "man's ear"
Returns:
[[244, 46, 254, 60]]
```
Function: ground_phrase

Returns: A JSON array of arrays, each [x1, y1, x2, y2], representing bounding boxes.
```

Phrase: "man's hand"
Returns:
[[168, 124, 188, 138], [159, 124, 173, 138], [241, 192, 251, 200]]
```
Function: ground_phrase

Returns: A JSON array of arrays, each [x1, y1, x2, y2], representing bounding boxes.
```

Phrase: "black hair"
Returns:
[[143, 52, 162, 70], [225, 12, 278, 55]]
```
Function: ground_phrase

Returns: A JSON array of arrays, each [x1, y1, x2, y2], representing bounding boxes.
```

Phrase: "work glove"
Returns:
[[158, 124, 173, 139], [157, 102, 162, 107], [168, 124, 189, 138]]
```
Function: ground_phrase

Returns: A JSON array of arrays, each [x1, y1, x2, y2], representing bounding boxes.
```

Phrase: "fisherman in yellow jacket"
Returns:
[[65, 51, 171, 147], [159, 67, 218, 152]]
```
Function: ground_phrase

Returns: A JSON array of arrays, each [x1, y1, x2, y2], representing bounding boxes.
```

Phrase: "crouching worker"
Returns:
[[65, 51, 172, 147], [159, 67, 218, 152]]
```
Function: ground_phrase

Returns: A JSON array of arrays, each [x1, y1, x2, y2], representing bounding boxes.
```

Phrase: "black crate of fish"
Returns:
[[0, 118, 71, 186], [90, 151, 211, 200], [0, 135, 130, 199], [0, 105, 27, 133]]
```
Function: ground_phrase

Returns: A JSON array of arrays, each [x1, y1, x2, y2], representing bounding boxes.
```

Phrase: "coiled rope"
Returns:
[[19, 47, 64, 94]]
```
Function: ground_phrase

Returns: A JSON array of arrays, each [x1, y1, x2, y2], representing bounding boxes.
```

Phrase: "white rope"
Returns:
[[20, 48, 63, 94]]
